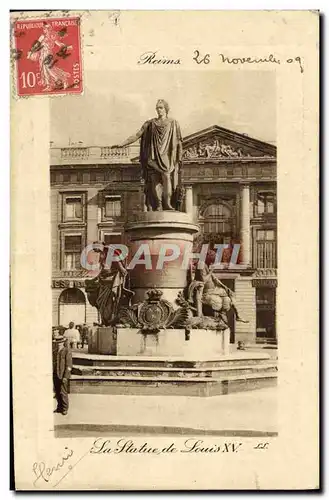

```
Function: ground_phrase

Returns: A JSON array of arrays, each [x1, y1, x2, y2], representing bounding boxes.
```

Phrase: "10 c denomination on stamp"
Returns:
[[13, 17, 83, 96]]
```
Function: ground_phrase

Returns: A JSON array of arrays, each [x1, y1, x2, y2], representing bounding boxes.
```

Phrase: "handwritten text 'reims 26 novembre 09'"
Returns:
[[137, 50, 304, 73]]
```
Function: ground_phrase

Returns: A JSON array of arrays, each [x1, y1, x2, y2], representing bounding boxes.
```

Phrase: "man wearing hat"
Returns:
[[53, 335, 72, 416]]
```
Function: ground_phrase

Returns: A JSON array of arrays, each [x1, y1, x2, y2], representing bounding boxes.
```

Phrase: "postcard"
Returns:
[[10, 9, 319, 490]]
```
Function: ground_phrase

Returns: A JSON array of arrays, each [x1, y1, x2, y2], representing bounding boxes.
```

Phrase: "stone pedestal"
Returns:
[[186, 328, 230, 357], [125, 211, 199, 305], [115, 327, 230, 357], [88, 327, 117, 355], [88, 211, 233, 360], [117, 328, 187, 357]]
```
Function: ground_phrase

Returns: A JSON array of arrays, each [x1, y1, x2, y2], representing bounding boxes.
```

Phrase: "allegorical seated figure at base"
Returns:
[[187, 263, 248, 328], [85, 243, 134, 326], [111, 99, 183, 211]]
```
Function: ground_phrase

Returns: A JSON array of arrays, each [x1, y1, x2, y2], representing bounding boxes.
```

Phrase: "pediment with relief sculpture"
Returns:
[[182, 125, 276, 161]]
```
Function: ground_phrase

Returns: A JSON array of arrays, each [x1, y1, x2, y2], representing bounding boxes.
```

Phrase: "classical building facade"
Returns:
[[50, 125, 277, 344]]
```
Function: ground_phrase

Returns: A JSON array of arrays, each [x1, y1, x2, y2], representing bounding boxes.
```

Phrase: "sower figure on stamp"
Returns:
[[53, 336, 72, 416], [27, 23, 72, 91], [111, 99, 183, 211]]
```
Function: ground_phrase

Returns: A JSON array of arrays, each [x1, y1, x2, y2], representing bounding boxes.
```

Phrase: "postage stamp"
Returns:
[[12, 17, 83, 96]]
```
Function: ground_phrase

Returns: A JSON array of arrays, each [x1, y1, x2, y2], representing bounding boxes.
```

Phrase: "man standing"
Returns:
[[53, 336, 72, 416], [64, 321, 80, 349], [80, 323, 89, 349], [112, 99, 183, 211]]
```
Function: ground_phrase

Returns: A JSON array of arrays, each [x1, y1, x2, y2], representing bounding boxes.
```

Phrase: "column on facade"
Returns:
[[140, 181, 147, 212], [184, 185, 198, 221], [87, 188, 100, 243], [184, 185, 193, 215], [240, 183, 251, 266]]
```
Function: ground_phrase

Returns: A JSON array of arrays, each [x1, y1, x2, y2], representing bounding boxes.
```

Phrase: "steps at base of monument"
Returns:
[[72, 352, 274, 369], [72, 363, 277, 379], [70, 372, 277, 397], [208, 373, 277, 396], [71, 352, 277, 396]]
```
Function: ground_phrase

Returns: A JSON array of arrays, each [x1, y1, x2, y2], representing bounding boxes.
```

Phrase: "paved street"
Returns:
[[54, 386, 277, 438]]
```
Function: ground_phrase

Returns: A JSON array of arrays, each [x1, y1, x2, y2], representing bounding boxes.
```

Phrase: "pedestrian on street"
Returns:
[[53, 336, 72, 416], [81, 323, 89, 349], [76, 324, 82, 348], [52, 329, 60, 398], [64, 321, 80, 349]]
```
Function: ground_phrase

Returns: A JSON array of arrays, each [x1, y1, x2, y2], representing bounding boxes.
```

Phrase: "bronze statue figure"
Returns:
[[85, 244, 134, 326], [188, 263, 248, 325], [111, 99, 183, 211]]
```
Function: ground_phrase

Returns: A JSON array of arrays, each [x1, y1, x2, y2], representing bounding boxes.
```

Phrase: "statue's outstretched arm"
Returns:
[[111, 123, 146, 148]]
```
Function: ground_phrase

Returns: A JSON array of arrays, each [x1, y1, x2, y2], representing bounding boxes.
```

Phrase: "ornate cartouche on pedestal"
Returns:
[[118, 289, 189, 333]]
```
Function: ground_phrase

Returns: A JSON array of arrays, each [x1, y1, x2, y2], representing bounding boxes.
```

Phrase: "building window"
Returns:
[[64, 196, 83, 221], [201, 203, 233, 235], [255, 191, 275, 216], [58, 288, 86, 327], [63, 234, 82, 270], [104, 195, 121, 218], [59, 288, 86, 305], [61, 192, 85, 223], [256, 287, 276, 342], [255, 229, 276, 268], [101, 233, 122, 246], [96, 172, 105, 182]]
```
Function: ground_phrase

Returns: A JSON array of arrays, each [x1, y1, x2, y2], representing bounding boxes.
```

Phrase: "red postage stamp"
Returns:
[[13, 17, 83, 96]]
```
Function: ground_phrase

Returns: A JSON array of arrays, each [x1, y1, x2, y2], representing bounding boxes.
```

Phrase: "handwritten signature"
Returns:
[[33, 447, 74, 486], [33, 445, 93, 487]]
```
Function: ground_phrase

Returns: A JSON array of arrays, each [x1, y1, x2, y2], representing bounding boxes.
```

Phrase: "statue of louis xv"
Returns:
[[111, 99, 183, 211]]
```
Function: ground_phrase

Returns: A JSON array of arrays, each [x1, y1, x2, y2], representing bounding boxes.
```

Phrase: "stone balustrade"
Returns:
[[100, 146, 130, 159], [61, 147, 90, 160], [51, 144, 140, 165]]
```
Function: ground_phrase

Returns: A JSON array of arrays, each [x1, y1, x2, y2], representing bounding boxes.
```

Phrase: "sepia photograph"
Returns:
[[50, 69, 278, 437]]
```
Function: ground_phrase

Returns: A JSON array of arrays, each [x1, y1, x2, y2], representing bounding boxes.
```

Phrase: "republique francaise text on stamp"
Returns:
[[13, 17, 82, 96]]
